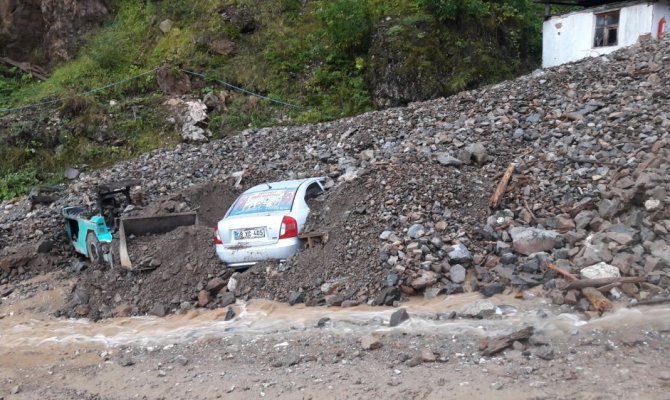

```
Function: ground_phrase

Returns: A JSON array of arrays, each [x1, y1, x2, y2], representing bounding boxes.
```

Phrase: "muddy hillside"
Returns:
[[1, 36, 670, 318]]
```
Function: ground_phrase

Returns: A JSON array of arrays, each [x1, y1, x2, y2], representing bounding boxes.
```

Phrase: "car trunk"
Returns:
[[217, 212, 287, 247]]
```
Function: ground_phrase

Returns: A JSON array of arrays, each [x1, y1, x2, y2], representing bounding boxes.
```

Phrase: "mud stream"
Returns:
[[2, 292, 669, 349]]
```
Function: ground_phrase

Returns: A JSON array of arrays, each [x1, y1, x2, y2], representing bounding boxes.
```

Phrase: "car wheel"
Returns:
[[86, 231, 104, 265]]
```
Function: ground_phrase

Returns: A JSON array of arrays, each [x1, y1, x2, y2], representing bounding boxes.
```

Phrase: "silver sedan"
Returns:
[[215, 177, 326, 268]]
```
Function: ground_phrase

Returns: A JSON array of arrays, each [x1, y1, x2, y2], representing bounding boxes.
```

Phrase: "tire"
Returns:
[[86, 232, 104, 265]]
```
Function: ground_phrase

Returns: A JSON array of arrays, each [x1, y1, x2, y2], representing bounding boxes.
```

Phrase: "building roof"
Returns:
[[536, 0, 649, 7]]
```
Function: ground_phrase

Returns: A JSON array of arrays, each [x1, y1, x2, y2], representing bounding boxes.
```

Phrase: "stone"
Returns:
[[219, 291, 236, 307], [580, 262, 621, 279], [227, 273, 238, 292], [64, 167, 80, 180], [379, 230, 393, 240], [509, 227, 562, 255], [375, 287, 401, 306], [361, 335, 383, 350], [148, 303, 166, 317], [11, 385, 21, 394], [535, 346, 555, 361], [459, 300, 496, 318], [112, 304, 133, 317], [465, 142, 487, 165], [224, 306, 235, 321], [211, 38, 236, 55], [159, 19, 174, 33], [448, 244, 472, 264], [650, 241, 670, 264], [198, 289, 210, 307], [317, 317, 331, 328], [36, 240, 53, 253], [645, 199, 661, 211], [389, 308, 409, 327], [206, 277, 226, 293], [480, 282, 505, 298], [556, 217, 575, 232], [173, 355, 189, 366], [449, 264, 466, 283], [407, 224, 426, 239], [606, 224, 637, 246], [598, 198, 621, 219], [435, 153, 463, 167], [411, 270, 438, 289]]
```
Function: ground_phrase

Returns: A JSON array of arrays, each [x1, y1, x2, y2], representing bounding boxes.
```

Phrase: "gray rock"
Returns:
[[510, 227, 562, 255], [598, 198, 621, 219], [459, 300, 496, 318], [361, 334, 383, 350], [36, 240, 54, 253], [64, 167, 80, 180], [173, 355, 189, 366], [448, 244, 472, 264], [317, 317, 331, 328], [449, 264, 466, 283], [159, 19, 174, 33], [580, 262, 620, 279], [480, 282, 505, 297], [288, 290, 305, 306], [148, 303, 166, 317], [379, 230, 393, 240], [389, 308, 409, 327], [650, 241, 670, 264], [220, 291, 236, 307], [408, 224, 426, 239], [224, 306, 235, 321], [435, 153, 463, 167], [465, 142, 487, 165], [385, 272, 399, 287], [535, 346, 555, 361]]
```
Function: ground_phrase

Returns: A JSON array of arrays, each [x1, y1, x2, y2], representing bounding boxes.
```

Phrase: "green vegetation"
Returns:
[[0, 0, 543, 199]]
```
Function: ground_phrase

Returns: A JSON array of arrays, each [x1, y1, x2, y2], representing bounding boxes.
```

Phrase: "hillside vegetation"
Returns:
[[0, 0, 542, 199]]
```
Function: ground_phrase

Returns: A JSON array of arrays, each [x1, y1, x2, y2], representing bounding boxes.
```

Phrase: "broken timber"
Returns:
[[559, 276, 646, 291], [488, 163, 515, 209], [581, 287, 613, 313], [298, 232, 329, 248], [480, 326, 534, 356]]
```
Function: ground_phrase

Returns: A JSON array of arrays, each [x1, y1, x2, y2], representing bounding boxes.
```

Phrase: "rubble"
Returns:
[[2, 36, 670, 317]]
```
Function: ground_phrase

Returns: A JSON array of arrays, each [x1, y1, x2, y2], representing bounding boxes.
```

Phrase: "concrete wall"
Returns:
[[542, 2, 656, 68]]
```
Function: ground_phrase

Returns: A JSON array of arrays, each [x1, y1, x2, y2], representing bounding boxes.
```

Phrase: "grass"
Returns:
[[0, 0, 542, 200]]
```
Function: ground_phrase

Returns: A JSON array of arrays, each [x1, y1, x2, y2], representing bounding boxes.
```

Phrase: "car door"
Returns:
[[291, 179, 325, 231]]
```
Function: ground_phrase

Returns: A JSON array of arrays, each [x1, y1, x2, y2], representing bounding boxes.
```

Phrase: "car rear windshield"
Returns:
[[228, 189, 297, 216]]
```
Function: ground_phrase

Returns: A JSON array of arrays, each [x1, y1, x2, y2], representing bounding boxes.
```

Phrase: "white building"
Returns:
[[542, 0, 670, 68]]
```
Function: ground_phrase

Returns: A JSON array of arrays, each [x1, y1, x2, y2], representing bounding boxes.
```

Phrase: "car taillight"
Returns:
[[214, 227, 222, 244], [278, 216, 298, 239]]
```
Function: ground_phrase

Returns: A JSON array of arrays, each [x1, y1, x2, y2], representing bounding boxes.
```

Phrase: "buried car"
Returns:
[[215, 177, 326, 268]]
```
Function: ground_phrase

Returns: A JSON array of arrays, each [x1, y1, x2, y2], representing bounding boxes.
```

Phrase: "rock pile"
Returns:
[[2, 36, 670, 316]]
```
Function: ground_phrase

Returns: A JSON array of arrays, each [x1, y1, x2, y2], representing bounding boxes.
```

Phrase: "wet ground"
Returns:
[[1, 274, 669, 399]]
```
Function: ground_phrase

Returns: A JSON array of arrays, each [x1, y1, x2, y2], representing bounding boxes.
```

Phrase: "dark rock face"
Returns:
[[368, 20, 450, 108], [0, 0, 110, 65]]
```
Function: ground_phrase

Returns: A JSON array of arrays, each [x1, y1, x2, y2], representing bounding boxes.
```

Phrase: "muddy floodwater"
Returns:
[[2, 292, 669, 349], [1, 278, 670, 399]]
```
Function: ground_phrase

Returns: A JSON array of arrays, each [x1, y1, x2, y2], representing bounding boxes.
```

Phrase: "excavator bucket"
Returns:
[[118, 212, 198, 271]]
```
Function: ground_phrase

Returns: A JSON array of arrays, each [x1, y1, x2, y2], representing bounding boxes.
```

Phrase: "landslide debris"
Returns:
[[2, 36, 670, 317]]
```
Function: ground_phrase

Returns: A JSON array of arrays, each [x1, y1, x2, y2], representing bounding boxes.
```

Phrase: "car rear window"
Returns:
[[228, 189, 297, 216]]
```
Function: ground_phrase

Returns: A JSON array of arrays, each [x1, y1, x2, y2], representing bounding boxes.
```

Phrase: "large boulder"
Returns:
[[510, 227, 562, 255]]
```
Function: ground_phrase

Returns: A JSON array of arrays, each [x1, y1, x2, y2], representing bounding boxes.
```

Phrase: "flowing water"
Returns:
[[2, 290, 669, 350]]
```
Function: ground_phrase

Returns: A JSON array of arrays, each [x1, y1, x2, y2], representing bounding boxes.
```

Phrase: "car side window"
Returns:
[[304, 182, 324, 202]]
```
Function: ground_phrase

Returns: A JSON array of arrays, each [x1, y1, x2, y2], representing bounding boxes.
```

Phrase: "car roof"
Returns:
[[244, 177, 324, 194]]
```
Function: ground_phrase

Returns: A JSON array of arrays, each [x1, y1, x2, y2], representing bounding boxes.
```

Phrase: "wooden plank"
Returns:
[[488, 163, 515, 209], [480, 326, 534, 356]]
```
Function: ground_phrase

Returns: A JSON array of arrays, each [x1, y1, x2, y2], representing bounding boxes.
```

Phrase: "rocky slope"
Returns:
[[1, 36, 669, 318]]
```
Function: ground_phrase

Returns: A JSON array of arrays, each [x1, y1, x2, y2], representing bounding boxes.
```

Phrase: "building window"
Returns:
[[594, 11, 620, 47]]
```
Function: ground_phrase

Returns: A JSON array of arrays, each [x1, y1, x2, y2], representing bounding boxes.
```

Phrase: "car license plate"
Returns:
[[234, 228, 266, 240]]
